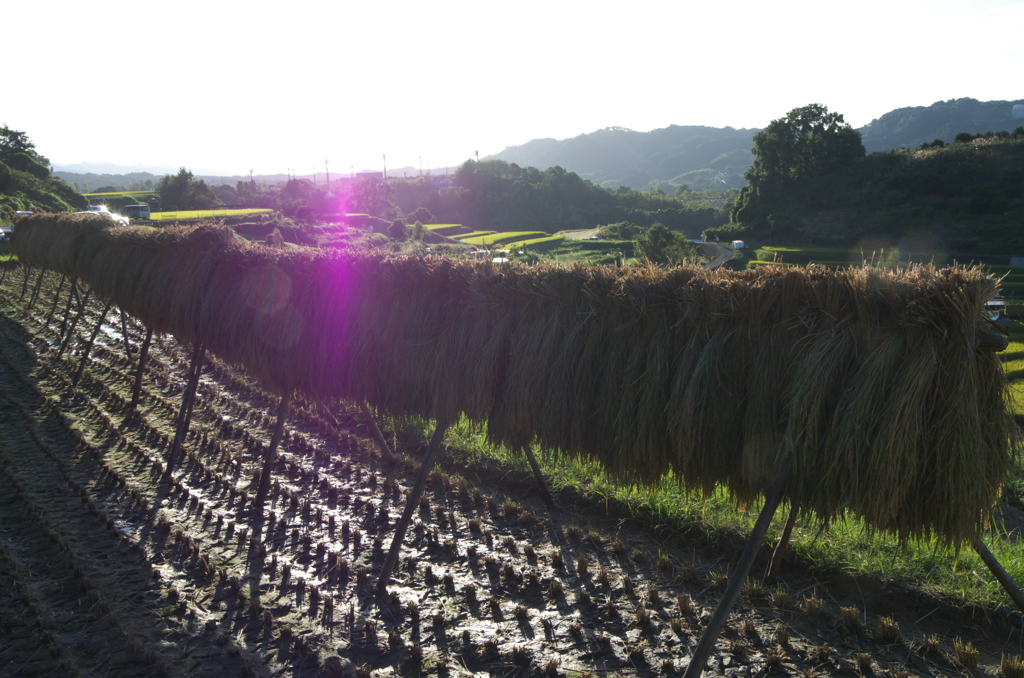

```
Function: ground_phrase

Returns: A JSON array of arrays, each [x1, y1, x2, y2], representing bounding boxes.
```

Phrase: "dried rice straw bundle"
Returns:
[[10, 212, 108, 275], [9, 217, 1013, 546], [193, 238, 312, 392]]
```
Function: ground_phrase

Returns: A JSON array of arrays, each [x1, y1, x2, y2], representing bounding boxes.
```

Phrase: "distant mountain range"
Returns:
[[54, 98, 1024, 193], [51, 165, 444, 193], [484, 125, 758, 191], [484, 98, 1024, 191]]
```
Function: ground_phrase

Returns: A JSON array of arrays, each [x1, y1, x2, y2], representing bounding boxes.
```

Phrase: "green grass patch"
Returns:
[[1001, 321, 1024, 400], [149, 208, 274, 221], [384, 407, 1024, 612], [424, 224, 468, 237], [455, 231, 498, 240], [505, 239, 633, 266], [83, 191, 156, 197], [506, 236, 564, 250], [748, 260, 795, 267], [461, 231, 547, 246]]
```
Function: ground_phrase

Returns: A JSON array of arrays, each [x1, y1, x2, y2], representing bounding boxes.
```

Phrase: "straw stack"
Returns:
[[11, 215, 1014, 545]]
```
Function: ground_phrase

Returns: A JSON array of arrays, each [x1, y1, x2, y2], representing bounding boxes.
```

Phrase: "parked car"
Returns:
[[75, 205, 129, 226], [984, 297, 1005, 320]]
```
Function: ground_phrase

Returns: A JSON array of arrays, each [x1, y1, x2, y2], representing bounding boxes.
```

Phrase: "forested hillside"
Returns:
[[727, 105, 1024, 254], [0, 127, 88, 222], [486, 99, 1024, 194], [804, 136, 1024, 253], [860, 98, 1024, 153], [487, 125, 757, 191]]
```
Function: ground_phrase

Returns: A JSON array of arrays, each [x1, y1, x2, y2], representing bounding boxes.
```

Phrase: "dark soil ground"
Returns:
[[0, 263, 1021, 677]]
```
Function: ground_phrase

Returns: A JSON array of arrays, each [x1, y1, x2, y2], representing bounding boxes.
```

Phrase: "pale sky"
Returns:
[[5, 0, 1023, 176]]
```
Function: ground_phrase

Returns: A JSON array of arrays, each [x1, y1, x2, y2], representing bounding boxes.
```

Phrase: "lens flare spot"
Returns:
[[244, 265, 292, 314]]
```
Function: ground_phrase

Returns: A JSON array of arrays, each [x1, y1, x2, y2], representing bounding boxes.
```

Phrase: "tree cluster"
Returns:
[[953, 128, 1024, 144], [730, 104, 865, 237], [633, 223, 698, 265], [157, 168, 220, 211], [440, 160, 731, 235], [725, 105, 1024, 251]]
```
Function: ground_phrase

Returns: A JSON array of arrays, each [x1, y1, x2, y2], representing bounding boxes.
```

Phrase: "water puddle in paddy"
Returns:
[[96, 324, 126, 346]]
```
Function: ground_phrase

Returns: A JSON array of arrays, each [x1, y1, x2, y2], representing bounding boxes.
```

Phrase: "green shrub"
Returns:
[[388, 219, 407, 240], [48, 178, 88, 209], [0, 194, 27, 222], [406, 207, 435, 224], [597, 221, 642, 240], [26, 185, 75, 213], [5, 152, 49, 180]]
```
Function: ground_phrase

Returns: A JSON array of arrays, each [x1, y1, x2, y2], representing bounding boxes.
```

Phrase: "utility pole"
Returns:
[[325, 159, 330, 188], [383, 154, 387, 179]]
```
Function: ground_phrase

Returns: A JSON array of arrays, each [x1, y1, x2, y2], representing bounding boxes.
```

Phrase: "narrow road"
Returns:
[[699, 242, 734, 270]]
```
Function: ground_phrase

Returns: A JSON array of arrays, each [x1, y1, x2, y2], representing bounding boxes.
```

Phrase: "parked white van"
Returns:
[[122, 204, 151, 220]]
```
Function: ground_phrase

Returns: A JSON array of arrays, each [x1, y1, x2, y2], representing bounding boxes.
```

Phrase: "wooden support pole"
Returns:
[[376, 419, 450, 593], [45, 274, 66, 324], [73, 299, 112, 386], [765, 504, 798, 583], [683, 462, 792, 678], [166, 342, 205, 474], [973, 536, 1024, 613], [180, 354, 204, 446], [57, 278, 77, 341], [360, 401, 395, 462], [58, 286, 91, 358], [128, 327, 153, 413], [19, 264, 31, 299], [524, 446, 558, 512], [120, 309, 133, 361], [27, 268, 46, 309], [254, 392, 291, 510]]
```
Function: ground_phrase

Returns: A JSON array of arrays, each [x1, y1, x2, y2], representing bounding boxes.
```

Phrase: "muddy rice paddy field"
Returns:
[[0, 265, 1021, 677]]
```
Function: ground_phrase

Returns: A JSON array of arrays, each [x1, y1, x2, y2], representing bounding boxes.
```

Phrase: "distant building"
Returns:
[[1013, 104, 1024, 119]]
